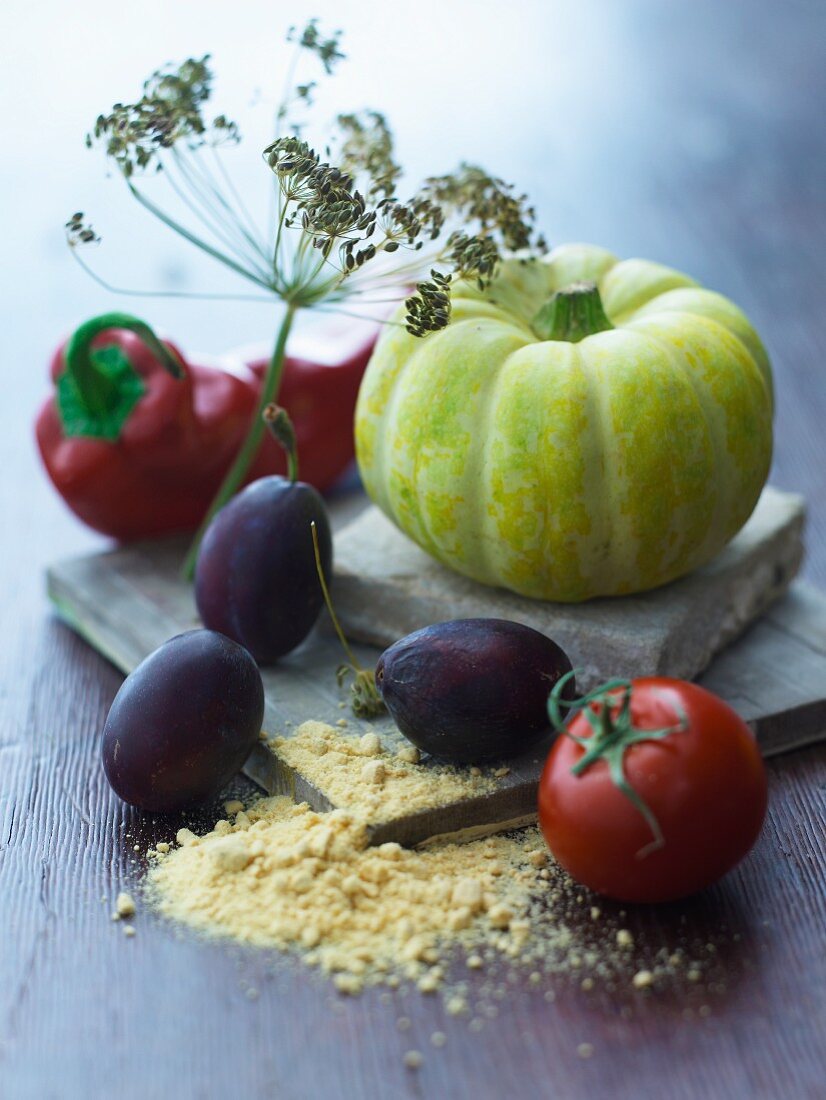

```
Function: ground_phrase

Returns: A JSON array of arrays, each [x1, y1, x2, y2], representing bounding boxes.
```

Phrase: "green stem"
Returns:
[[128, 181, 274, 291], [547, 675, 687, 855], [311, 520, 361, 671], [58, 312, 183, 441], [532, 281, 614, 343], [66, 312, 183, 414], [311, 521, 386, 719], [182, 303, 298, 579]]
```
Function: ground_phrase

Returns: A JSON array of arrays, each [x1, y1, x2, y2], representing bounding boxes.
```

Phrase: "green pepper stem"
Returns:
[[532, 282, 614, 343], [57, 312, 183, 442], [59, 312, 184, 442], [182, 303, 297, 579], [65, 312, 184, 411]]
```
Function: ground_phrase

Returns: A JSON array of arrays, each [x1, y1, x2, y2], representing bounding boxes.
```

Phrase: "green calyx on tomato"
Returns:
[[539, 676, 767, 903], [548, 672, 687, 855]]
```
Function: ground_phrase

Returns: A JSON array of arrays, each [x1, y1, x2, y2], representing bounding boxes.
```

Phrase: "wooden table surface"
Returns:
[[3, 2, 825, 1097]]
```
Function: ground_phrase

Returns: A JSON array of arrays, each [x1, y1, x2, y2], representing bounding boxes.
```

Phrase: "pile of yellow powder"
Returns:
[[145, 770, 717, 1001], [270, 720, 496, 824], [142, 727, 730, 1007], [148, 794, 564, 996]]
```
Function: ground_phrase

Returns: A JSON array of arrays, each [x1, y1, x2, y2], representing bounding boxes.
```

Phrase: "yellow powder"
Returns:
[[145, 727, 726, 1001], [146, 793, 604, 995], [113, 891, 136, 919], [271, 720, 495, 823], [632, 969, 655, 989], [145, 793, 723, 1001]]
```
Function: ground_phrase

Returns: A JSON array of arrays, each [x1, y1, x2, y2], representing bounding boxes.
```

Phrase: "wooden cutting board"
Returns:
[[46, 492, 826, 847]]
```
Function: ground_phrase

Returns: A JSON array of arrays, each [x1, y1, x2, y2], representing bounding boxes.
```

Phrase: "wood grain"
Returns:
[[2, 2, 826, 1097]]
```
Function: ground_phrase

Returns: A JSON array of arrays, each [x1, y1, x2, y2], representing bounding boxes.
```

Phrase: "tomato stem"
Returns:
[[548, 674, 687, 856]]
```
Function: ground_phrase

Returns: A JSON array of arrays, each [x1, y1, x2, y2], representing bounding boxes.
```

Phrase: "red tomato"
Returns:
[[538, 677, 767, 903]]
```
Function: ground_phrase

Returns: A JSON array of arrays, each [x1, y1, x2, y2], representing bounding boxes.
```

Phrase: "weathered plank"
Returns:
[[46, 532, 826, 847]]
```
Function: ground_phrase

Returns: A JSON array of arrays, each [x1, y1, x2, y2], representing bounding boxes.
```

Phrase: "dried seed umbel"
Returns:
[[72, 17, 548, 578], [76, 19, 545, 334]]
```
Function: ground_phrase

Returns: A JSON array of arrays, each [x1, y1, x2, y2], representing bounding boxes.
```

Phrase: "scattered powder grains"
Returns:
[[396, 745, 420, 764], [112, 892, 136, 920], [358, 732, 382, 756], [145, 726, 726, 1004], [271, 720, 495, 823], [146, 793, 720, 1002], [148, 796, 576, 994]]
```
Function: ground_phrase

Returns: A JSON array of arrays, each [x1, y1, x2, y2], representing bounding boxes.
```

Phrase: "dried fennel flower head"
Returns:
[[75, 19, 546, 332]]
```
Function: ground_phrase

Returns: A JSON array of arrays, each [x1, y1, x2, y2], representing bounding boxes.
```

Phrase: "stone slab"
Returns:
[[332, 486, 806, 690]]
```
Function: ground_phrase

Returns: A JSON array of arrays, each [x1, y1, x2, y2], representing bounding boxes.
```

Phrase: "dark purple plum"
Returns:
[[376, 619, 575, 764], [194, 476, 332, 663], [102, 629, 264, 812]]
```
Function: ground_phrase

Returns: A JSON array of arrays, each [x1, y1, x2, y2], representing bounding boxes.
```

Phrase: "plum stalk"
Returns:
[[310, 520, 385, 719]]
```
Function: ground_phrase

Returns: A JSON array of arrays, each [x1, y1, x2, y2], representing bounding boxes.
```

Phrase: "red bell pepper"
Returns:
[[36, 313, 377, 541], [35, 313, 260, 540]]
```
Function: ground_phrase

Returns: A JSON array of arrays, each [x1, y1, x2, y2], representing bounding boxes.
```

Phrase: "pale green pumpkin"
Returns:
[[355, 243, 773, 601]]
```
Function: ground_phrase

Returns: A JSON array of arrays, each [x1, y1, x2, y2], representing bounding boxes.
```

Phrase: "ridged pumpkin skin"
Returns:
[[355, 243, 773, 601]]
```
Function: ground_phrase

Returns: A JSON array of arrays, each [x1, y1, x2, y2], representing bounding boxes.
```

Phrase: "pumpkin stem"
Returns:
[[532, 281, 614, 343]]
